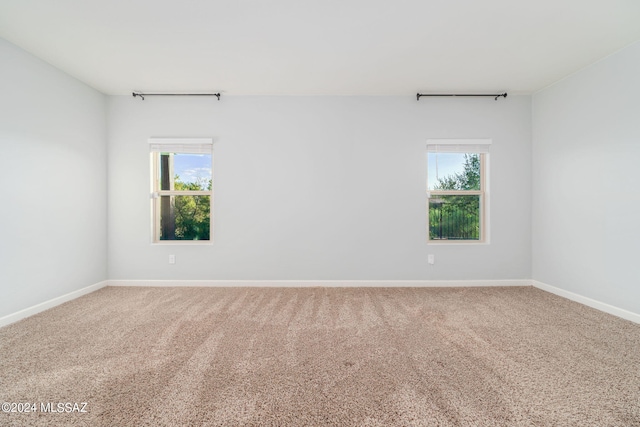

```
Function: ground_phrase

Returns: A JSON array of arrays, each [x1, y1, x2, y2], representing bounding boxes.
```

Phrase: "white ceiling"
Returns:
[[1, 0, 639, 96]]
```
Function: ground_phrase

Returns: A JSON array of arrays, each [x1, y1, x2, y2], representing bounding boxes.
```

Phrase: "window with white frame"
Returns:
[[150, 138, 213, 243], [427, 139, 490, 243]]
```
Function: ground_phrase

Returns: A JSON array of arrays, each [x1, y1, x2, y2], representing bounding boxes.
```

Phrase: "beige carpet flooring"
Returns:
[[1, 286, 639, 426]]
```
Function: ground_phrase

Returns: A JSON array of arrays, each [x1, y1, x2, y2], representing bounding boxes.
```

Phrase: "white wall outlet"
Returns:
[[168, 254, 175, 264], [428, 254, 435, 265]]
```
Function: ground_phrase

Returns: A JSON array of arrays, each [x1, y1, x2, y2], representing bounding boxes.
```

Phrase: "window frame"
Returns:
[[149, 138, 213, 245], [426, 139, 490, 245]]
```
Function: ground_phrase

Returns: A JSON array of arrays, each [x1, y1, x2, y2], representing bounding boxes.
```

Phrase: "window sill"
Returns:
[[151, 241, 213, 246], [427, 240, 489, 245]]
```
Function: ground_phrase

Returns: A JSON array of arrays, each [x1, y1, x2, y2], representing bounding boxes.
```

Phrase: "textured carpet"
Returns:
[[1, 286, 639, 426]]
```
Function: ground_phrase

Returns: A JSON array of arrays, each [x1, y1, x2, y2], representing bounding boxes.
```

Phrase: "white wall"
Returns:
[[532, 41, 640, 314], [108, 95, 531, 280], [0, 39, 107, 318]]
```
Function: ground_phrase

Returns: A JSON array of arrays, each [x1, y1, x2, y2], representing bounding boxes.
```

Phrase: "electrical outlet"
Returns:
[[428, 254, 435, 265], [169, 254, 175, 264]]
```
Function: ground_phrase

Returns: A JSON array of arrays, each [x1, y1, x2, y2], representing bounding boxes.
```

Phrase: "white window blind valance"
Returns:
[[426, 139, 492, 154], [149, 138, 213, 154]]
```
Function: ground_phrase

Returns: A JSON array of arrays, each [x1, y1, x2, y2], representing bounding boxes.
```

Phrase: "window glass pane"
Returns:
[[428, 153, 480, 190], [159, 195, 211, 241], [159, 153, 212, 191], [429, 195, 480, 240]]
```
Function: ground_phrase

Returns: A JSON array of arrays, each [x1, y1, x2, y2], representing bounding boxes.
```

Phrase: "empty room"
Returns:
[[1, 0, 639, 425]]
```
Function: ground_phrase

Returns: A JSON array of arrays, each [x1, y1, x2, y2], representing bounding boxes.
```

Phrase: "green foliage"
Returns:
[[173, 177, 211, 240], [433, 154, 480, 191], [429, 195, 479, 240], [165, 176, 211, 241], [429, 154, 481, 240]]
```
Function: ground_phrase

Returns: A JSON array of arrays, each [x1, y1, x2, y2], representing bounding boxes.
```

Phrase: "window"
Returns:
[[426, 139, 490, 243], [150, 138, 213, 243]]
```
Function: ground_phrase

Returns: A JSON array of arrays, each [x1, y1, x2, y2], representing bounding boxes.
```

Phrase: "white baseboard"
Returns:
[[532, 280, 640, 324], [0, 281, 108, 328], [107, 279, 530, 288], [4, 279, 638, 326]]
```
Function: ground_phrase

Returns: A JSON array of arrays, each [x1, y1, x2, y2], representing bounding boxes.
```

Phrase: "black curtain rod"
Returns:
[[132, 92, 221, 101], [417, 92, 507, 101]]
